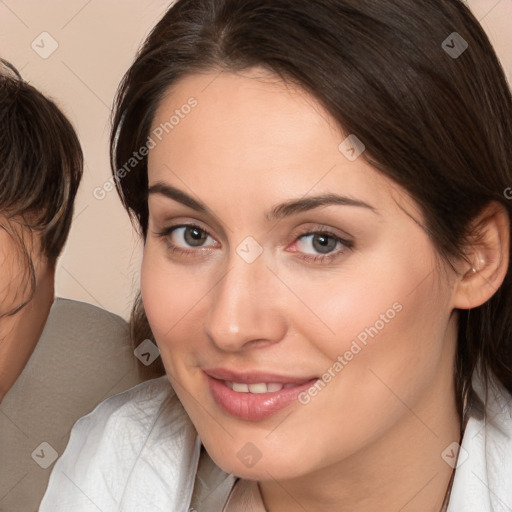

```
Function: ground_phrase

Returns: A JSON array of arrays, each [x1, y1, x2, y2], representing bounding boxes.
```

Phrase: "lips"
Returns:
[[203, 368, 318, 421], [226, 381, 302, 393], [203, 367, 315, 385]]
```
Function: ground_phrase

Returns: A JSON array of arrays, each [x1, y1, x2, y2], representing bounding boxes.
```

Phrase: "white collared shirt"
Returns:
[[40, 373, 512, 512], [447, 375, 512, 511]]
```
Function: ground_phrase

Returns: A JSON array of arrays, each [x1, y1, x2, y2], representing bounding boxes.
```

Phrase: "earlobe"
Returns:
[[453, 202, 510, 310]]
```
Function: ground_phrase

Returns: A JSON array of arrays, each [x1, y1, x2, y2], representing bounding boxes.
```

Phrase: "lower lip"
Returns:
[[206, 374, 318, 421]]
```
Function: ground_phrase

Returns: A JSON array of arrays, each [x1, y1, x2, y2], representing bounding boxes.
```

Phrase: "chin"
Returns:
[[203, 441, 311, 481]]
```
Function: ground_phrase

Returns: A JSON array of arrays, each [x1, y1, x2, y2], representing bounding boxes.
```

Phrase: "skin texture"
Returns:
[[0, 222, 55, 402], [141, 69, 509, 511]]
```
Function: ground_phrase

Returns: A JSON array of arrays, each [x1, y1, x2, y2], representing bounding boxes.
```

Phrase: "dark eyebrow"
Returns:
[[148, 182, 211, 215], [148, 182, 377, 220], [267, 193, 377, 221]]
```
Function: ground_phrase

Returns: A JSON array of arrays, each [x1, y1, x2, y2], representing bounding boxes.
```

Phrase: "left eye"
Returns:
[[170, 226, 215, 248], [296, 233, 343, 254]]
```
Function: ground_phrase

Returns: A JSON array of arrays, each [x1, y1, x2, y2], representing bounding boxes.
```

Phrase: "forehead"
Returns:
[[149, 69, 340, 167], [147, 70, 414, 220]]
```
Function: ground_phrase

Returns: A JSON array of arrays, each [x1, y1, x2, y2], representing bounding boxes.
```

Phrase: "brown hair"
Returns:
[[111, 0, 512, 408], [0, 59, 83, 317]]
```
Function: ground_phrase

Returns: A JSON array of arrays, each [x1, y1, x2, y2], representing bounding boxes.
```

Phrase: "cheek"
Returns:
[[290, 246, 452, 410], [140, 247, 209, 358], [323, 267, 451, 413], [281, 255, 421, 362]]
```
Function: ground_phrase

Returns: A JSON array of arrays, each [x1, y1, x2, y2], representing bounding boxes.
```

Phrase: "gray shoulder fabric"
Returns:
[[0, 298, 143, 512]]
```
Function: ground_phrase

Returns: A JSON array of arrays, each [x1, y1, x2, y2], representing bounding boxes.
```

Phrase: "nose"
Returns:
[[203, 252, 287, 352]]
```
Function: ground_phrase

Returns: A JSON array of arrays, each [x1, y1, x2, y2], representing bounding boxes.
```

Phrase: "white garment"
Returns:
[[448, 374, 512, 512], [39, 378, 202, 512], [40, 374, 512, 512]]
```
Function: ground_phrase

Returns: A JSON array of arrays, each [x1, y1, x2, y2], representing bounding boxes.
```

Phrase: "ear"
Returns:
[[453, 202, 510, 310]]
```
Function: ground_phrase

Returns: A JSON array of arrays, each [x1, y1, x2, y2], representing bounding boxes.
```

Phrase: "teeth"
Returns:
[[227, 382, 285, 393], [248, 383, 268, 394], [232, 382, 249, 392]]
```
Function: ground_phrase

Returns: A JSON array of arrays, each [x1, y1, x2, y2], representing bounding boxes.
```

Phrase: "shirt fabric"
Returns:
[[0, 298, 141, 512], [223, 479, 266, 511], [40, 371, 512, 512]]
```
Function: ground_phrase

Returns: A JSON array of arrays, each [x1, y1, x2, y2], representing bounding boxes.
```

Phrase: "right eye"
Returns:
[[156, 223, 219, 255]]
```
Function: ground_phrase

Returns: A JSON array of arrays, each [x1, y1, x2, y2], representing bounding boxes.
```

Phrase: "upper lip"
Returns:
[[203, 367, 317, 384]]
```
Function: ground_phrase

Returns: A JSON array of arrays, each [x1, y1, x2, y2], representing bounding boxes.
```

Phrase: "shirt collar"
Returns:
[[447, 371, 512, 511]]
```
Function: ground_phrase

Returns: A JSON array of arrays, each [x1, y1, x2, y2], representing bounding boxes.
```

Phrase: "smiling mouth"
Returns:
[[223, 380, 311, 393], [205, 372, 319, 421]]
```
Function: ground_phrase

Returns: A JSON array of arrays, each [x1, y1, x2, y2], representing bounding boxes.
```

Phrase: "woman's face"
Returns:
[[142, 69, 460, 480]]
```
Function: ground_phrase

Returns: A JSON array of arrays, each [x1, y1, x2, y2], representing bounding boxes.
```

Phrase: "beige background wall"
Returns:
[[0, 0, 511, 320], [0, 0, 173, 319]]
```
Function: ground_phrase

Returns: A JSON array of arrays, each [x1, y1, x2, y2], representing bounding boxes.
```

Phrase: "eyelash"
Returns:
[[154, 224, 354, 264], [290, 227, 354, 263], [155, 224, 215, 260]]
